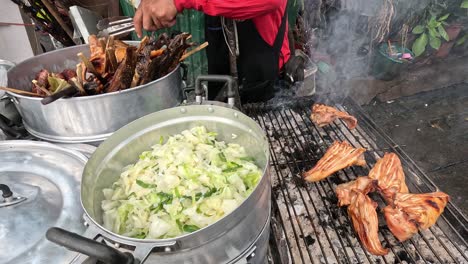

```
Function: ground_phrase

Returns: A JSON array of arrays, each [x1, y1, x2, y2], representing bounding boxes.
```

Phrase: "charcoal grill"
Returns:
[[244, 97, 468, 264]]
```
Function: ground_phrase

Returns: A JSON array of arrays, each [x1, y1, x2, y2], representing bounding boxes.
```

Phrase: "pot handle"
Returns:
[[195, 75, 236, 107], [0, 113, 27, 139], [46, 227, 136, 264]]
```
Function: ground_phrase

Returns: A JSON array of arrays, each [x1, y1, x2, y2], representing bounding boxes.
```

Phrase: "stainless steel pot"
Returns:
[[6, 42, 184, 144], [46, 104, 271, 264], [0, 140, 89, 264]]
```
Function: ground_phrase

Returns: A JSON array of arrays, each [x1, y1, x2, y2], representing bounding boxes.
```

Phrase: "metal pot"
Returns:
[[6, 42, 184, 144], [46, 104, 271, 264], [0, 140, 90, 263]]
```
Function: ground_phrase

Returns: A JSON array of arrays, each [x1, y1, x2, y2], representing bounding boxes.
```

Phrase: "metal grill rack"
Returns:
[[244, 97, 468, 264]]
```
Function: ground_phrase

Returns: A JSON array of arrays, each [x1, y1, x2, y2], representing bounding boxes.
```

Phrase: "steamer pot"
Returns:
[[46, 104, 271, 264]]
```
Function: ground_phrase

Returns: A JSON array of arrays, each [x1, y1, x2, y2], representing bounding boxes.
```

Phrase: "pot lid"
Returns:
[[0, 140, 88, 264]]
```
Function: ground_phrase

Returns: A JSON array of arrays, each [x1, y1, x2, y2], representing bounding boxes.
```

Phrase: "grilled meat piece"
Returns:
[[57, 69, 77, 81], [393, 192, 449, 229], [369, 153, 409, 203], [348, 191, 389, 256], [383, 205, 419, 242], [106, 46, 137, 93], [32, 69, 50, 95], [336, 176, 377, 206], [89, 35, 106, 75], [303, 141, 366, 182], [310, 103, 358, 129]]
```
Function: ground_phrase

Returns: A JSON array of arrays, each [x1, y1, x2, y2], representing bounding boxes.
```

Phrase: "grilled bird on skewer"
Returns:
[[303, 141, 366, 182], [348, 191, 389, 256], [368, 153, 409, 203], [335, 176, 377, 206], [310, 103, 358, 129], [384, 192, 449, 241]]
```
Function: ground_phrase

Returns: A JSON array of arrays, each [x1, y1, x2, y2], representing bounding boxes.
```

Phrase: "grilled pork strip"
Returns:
[[310, 103, 358, 129], [348, 191, 389, 256], [369, 153, 409, 203], [303, 141, 366, 182]]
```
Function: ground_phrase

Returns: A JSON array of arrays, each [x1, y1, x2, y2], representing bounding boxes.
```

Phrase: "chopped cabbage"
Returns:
[[101, 126, 262, 239]]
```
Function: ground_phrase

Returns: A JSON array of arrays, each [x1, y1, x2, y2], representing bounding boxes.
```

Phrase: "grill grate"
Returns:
[[244, 97, 468, 264]]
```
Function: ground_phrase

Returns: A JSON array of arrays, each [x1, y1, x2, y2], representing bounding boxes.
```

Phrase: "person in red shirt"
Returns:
[[134, 0, 295, 102]]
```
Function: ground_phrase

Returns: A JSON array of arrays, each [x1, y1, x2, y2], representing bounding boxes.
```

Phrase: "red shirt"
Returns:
[[174, 0, 290, 69]]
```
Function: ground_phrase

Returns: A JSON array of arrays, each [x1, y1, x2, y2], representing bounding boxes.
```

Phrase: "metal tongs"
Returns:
[[97, 16, 134, 38]]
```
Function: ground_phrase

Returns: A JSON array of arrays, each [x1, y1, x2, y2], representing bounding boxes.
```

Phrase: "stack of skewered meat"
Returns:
[[31, 33, 196, 99], [306, 103, 450, 256]]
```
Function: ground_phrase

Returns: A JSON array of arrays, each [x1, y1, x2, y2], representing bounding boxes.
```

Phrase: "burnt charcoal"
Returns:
[[292, 174, 307, 188], [395, 251, 412, 263], [329, 175, 346, 185], [304, 234, 316, 246]]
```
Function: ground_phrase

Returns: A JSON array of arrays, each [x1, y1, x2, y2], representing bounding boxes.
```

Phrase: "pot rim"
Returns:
[[80, 104, 271, 244], [6, 64, 180, 101], [6, 40, 180, 101]]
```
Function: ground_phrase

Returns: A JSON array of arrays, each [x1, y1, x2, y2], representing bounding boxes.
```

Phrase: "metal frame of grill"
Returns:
[[244, 97, 468, 264]]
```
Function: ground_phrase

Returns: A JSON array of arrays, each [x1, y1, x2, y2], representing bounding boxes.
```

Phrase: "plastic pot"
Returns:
[[370, 43, 414, 81]]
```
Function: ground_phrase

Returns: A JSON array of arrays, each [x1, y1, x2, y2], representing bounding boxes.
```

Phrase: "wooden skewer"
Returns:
[[0, 86, 43, 97], [77, 52, 97, 74], [179, 42, 209, 62], [387, 40, 393, 55], [32, 80, 52, 96], [39, 0, 75, 43]]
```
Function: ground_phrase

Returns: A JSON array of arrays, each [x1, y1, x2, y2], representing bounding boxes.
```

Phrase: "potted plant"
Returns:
[[411, 13, 452, 57], [412, 0, 468, 58]]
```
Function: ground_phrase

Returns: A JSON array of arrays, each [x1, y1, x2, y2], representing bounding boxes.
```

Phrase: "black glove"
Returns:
[[284, 53, 306, 85]]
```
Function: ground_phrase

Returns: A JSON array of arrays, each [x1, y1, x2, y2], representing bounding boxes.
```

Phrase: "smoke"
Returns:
[[304, 0, 432, 104]]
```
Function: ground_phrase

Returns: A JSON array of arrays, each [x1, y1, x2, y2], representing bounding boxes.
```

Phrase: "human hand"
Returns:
[[284, 54, 305, 84], [134, 0, 178, 38]]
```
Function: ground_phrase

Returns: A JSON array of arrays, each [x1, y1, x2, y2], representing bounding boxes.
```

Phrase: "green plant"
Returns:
[[412, 13, 451, 56], [462, 0, 468, 8]]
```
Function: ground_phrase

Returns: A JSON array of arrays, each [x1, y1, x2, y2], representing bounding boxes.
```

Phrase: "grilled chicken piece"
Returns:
[[369, 153, 409, 203], [336, 176, 377, 206], [303, 141, 366, 182], [348, 191, 389, 256], [393, 192, 449, 229], [310, 104, 358, 129], [383, 205, 419, 242], [88, 35, 106, 75]]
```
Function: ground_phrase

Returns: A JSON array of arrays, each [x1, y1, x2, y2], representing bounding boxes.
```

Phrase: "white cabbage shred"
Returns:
[[101, 126, 262, 239]]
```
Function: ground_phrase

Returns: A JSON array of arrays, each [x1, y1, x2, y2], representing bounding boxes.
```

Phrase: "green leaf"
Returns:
[[47, 75, 70, 93], [428, 16, 438, 28], [182, 224, 200, 233], [412, 25, 425, 34], [437, 14, 450, 21], [222, 161, 242, 172], [429, 36, 441, 50], [159, 135, 164, 144], [456, 34, 468, 46], [428, 27, 439, 38], [412, 33, 428, 57], [438, 25, 450, 41], [136, 179, 157, 188], [461, 0, 468, 8]]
